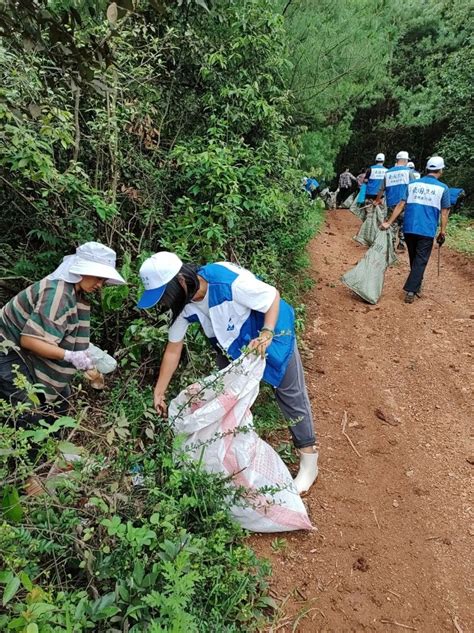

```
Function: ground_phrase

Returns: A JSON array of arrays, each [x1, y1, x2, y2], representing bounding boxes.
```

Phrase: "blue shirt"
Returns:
[[449, 188, 465, 206], [403, 176, 450, 238], [384, 165, 410, 208], [366, 164, 387, 196], [305, 178, 319, 192]]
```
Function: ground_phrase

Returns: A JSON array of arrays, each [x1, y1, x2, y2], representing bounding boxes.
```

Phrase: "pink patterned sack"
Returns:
[[169, 356, 313, 533]]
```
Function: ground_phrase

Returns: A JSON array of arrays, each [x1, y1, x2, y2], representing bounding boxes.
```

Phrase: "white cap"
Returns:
[[375, 153, 385, 162], [137, 251, 183, 309], [426, 156, 445, 171], [48, 242, 126, 285], [396, 151, 410, 160], [407, 161, 415, 169]]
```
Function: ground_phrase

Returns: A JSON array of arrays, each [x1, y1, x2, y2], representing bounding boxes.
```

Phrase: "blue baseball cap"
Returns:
[[137, 252, 183, 309]]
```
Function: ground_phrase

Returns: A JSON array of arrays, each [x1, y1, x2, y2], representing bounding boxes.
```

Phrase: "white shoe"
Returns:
[[294, 450, 319, 494]]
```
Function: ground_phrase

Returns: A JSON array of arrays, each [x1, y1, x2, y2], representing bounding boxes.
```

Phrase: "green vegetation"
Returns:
[[446, 215, 474, 256], [0, 0, 472, 630]]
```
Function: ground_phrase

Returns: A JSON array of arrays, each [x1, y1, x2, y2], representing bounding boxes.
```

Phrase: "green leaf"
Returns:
[[2, 575, 20, 606], [26, 624, 39, 633], [19, 572, 32, 592]]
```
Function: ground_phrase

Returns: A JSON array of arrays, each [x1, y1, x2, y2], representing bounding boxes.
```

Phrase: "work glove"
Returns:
[[64, 350, 94, 370], [436, 232, 446, 246]]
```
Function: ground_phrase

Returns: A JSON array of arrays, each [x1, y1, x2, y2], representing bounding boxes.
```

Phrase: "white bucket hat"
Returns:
[[426, 156, 445, 171], [48, 242, 126, 285], [407, 161, 415, 169], [396, 151, 410, 160], [375, 153, 385, 162]]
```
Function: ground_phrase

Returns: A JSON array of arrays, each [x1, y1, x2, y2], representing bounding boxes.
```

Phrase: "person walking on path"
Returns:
[[408, 161, 421, 180], [375, 151, 412, 251], [336, 168, 357, 207], [137, 252, 319, 494], [0, 242, 126, 426], [380, 156, 450, 304], [364, 153, 387, 203]]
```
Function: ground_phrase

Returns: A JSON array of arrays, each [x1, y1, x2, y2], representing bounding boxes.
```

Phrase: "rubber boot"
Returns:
[[294, 449, 319, 494]]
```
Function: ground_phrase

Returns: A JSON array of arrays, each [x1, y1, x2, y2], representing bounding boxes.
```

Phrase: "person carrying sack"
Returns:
[[0, 242, 126, 426], [364, 153, 387, 203], [380, 156, 450, 304], [375, 151, 412, 251], [137, 252, 319, 494]]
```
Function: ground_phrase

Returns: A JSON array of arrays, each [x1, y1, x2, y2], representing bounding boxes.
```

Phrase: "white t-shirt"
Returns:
[[168, 263, 277, 344]]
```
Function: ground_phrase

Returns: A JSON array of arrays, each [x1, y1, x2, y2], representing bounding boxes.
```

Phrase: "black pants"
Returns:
[[336, 187, 352, 206], [403, 233, 434, 293], [0, 349, 70, 427]]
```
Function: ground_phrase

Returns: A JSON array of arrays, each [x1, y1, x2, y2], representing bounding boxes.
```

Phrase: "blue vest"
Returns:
[[366, 164, 387, 196], [449, 188, 464, 206], [385, 165, 410, 208], [182, 263, 295, 387], [305, 178, 319, 192], [403, 176, 450, 238]]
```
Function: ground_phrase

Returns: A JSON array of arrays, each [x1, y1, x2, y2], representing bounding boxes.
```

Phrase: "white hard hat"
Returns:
[[426, 156, 445, 171], [375, 153, 385, 162], [396, 151, 410, 160], [407, 161, 415, 169], [137, 252, 183, 309]]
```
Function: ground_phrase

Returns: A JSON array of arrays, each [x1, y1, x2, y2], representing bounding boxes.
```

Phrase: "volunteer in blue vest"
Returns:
[[302, 176, 320, 201], [448, 187, 466, 213], [375, 151, 411, 251], [408, 161, 421, 180], [137, 252, 319, 494], [364, 153, 387, 203], [380, 156, 450, 304]]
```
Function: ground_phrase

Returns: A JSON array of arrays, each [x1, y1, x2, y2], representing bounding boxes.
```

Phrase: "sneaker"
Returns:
[[405, 292, 415, 304], [397, 242, 406, 251]]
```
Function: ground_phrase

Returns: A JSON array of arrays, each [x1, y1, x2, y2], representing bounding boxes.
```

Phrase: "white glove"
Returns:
[[64, 350, 94, 371]]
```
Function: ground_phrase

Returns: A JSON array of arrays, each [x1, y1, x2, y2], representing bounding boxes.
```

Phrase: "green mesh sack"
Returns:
[[349, 197, 366, 221], [341, 230, 397, 304], [353, 204, 386, 246]]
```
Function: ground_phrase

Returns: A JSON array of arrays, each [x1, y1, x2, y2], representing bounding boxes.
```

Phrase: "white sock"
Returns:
[[294, 450, 319, 494]]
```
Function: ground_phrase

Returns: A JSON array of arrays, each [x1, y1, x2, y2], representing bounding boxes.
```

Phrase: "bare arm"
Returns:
[[380, 200, 406, 230], [374, 180, 385, 205], [249, 290, 280, 357], [439, 208, 449, 235], [153, 340, 184, 415], [20, 335, 65, 361]]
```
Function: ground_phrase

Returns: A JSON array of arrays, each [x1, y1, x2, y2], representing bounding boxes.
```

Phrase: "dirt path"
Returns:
[[253, 209, 473, 633]]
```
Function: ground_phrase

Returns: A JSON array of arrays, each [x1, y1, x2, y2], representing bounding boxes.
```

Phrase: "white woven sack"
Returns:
[[169, 355, 313, 533]]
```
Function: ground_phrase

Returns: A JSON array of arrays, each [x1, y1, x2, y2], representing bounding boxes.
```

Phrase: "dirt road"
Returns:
[[253, 209, 473, 633]]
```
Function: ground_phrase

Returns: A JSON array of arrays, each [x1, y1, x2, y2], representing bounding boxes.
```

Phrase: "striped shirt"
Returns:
[[0, 279, 90, 402]]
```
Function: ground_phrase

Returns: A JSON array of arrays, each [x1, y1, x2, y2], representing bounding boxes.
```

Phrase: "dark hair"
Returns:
[[159, 263, 200, 323]]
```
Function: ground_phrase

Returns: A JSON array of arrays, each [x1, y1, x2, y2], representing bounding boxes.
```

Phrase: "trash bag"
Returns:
[[169, 355, 313, 533], [356, 184, 366, 204], [341, 230, 397, 304], [341, 192, 356, 209], [349, 196, 366, 221], [353, 204, 385, 247], [320, 187, 336, 209], [88, 344, 117, 374]]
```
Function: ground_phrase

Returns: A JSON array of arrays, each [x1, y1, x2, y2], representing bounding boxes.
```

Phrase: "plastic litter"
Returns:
[[342, 230, 397, 304], [168, 355, 313, 533], [88, 344, 117, 374]]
